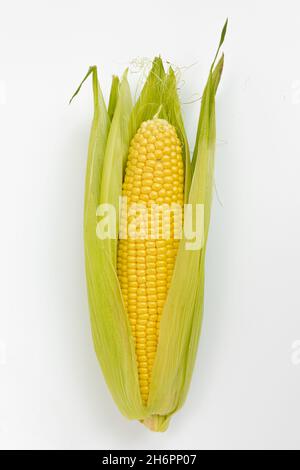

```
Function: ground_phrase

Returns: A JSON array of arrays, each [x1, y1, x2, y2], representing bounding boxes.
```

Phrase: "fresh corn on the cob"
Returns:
[[71, 20, 227, 432]]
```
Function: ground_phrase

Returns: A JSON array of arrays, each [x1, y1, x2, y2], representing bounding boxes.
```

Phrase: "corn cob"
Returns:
[[117, 118, 184, 403], [71, 20, 227, 432]]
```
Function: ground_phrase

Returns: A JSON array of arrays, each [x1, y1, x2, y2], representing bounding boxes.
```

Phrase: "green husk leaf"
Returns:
[[146, 39, 224, 429], [191, 54, 224, 175], [191, 19, 227, 174], [69, 66, 96, 105], [72, 67, 145, 420], [108, 75, 120, 121], [164, 67, 191, 202], [99, 70, 133, 267], [70, 66, 110, 231], [129, 57, 166, 133], [87, 71, 145, 418], [85, 246, 144, 419]]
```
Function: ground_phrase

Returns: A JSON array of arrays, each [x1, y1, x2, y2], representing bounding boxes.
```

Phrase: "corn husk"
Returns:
[[70, 20, 227, 431]]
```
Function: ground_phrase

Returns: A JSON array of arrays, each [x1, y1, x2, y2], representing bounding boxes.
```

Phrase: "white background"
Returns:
[[0, 0, 299, 450]]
